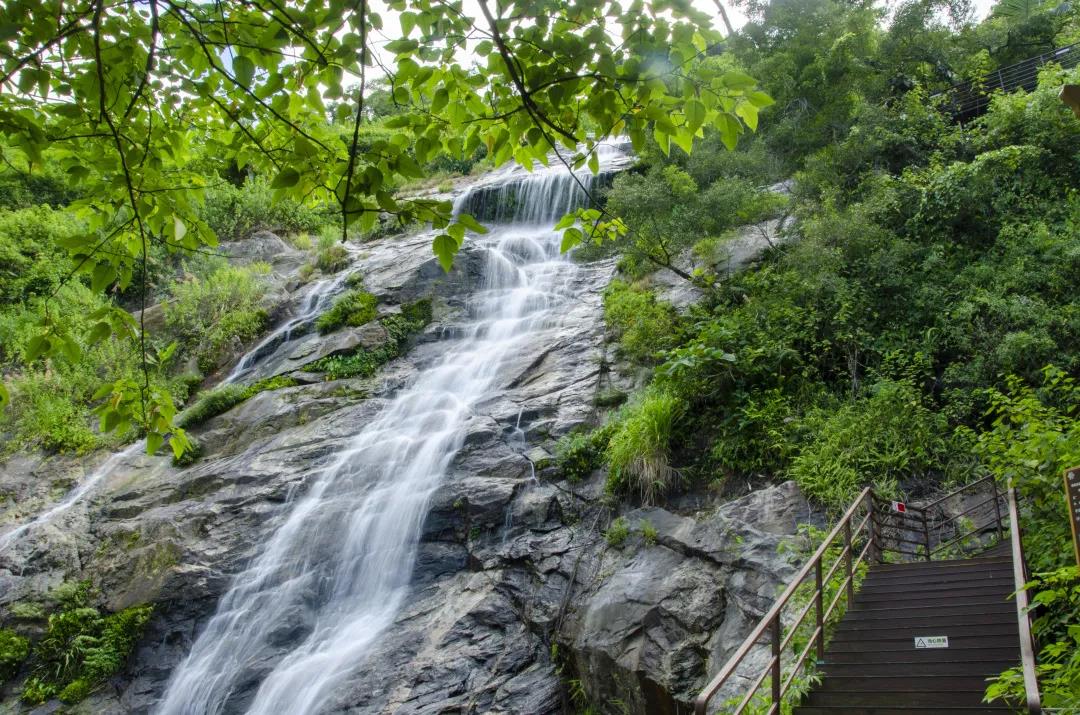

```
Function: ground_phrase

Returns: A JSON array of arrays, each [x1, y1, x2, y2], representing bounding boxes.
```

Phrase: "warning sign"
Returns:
[[914, 636, 949, 649], [891, 501, 907, 514]]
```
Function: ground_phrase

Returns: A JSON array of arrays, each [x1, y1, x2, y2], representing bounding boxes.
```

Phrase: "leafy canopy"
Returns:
[[0, 0, 768, 454]]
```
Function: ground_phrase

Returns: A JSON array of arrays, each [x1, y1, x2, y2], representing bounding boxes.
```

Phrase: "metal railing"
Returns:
[[693, 476, 1038, 715], [933, 43, 1080, 120], [1008, 487, 1042, 715]]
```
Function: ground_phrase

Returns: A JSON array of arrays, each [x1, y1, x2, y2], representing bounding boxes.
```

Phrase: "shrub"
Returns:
[[163, 262, 270, 373], [315, 289, 377, 334], [605, 389, 684, 504], [640, 519, 658, 545], [21, 601, 153, 706], [200, 176, 332, 241], [178, 376, 298, 428], [605, 516, 630, 547], [554, 423, 615, 482], [0, 205, 80, 303], [602, 280, 677, 364], [787, 380, 951, 510], [310, 299, 431, 379], [311, 227, 350, 274], [0, 629, 30, 683]]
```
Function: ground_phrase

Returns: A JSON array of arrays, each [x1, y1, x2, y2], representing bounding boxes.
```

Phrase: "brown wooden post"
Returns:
[[771, 615, 782, 709], [814, 558, 825, 661]]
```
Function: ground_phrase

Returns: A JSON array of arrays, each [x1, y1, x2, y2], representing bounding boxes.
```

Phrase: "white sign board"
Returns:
[[891, 501, 907, 513], [914, 636, 948, 649]]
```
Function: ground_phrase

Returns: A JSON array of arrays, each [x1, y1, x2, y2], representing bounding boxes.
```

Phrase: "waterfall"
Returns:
[[155, 144, 631, 715]]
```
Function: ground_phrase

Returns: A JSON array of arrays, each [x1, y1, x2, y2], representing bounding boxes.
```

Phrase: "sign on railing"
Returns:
[[1065, 467, 1080, 567]]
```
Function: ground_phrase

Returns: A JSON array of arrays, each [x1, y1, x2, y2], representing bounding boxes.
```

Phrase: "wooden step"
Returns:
[[850, 594, 1011, 611], [825, 634, 1020, 653], [815, 675, 997, 692], [851, 587, 1010, 609], [824, 646, 1019, 664], [803, 689, 992, 707], [870, 557, 1011, 574], [794, 707, 1012, 714], [821, 660, 1017, 677], [843, 603, 1014, 622], [861, 568, 1013, 588], [831, 622, 1018, 642]]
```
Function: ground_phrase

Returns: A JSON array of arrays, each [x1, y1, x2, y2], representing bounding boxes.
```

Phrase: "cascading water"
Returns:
[[223, 270, 353, 385], [156, 144, 631, 715]]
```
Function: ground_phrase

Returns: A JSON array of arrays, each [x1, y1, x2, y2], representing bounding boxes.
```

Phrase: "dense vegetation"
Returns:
[[554, 0, 1080, 707]]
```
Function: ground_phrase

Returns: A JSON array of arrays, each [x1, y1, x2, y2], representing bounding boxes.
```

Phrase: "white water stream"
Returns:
[[156, 147, 628, 714]]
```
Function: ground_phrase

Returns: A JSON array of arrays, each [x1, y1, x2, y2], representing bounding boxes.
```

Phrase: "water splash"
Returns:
[[156, 146, 629, 715]]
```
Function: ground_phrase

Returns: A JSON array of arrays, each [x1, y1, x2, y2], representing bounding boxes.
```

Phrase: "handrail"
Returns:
[[694, 476, 1036, 715], [693, 487, 874, 714], [922, 474, 996, 511], [1007, 487, 1042, 715]]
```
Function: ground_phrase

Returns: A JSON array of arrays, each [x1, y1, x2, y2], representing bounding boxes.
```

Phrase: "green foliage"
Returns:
[[605, 389, 683, 504], [21, 600, 153, 706], [604, 516, 630, 548], [177, 376, 298, 429], [310, 227, 350, 274], [0, 629, 30, 684], [310, 299, 431, 380], [554, 423, 616, 482], [639, 519, 658, 546], [788, 380, 952, 508], [163, 262, 270, 373], [315, 289, 377, 334], [0, 205, 80, 304], [0, 0, 764, 452], [602, 281, 677, 364], [200, 177, 333, 242]]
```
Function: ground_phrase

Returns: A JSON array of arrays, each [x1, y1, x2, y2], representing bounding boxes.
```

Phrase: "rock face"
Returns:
[[0, 193, 808, 714]]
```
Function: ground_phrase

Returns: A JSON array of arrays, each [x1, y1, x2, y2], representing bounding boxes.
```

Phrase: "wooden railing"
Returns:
[[693, 477, 1038, 715]]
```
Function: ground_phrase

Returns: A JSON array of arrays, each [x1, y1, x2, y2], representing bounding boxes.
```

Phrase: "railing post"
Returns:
[[865, 492, 879, 564], [771, 614, 782, 710], [922, 510, 931, 561], [843, 519, 855, 608], [814, 558, 825, 661], [993, 486, 1004, 542]]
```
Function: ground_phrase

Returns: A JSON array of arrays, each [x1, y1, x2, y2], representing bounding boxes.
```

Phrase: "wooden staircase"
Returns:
[[795, 542, 1018, 715], [694, 480, 1044, 715]]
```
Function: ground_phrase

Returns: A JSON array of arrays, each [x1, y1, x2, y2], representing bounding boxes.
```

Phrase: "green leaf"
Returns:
[[560, 227, 583, 253], [554, 213, 576, 230], [457, 213, 488, 234], [433, 234, 459, 272], [173, 215, 187, 242], [25, 334, 48, 361], [685, 98, 707, 131], [588, 151, 599, 175], [146, 431, 164, 455], [747, 91, 775, 109], [233, 55, 256, 88], [385, 39, 419, 54], [271, 167, 301, 189], [0, 381, 9, 409]]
